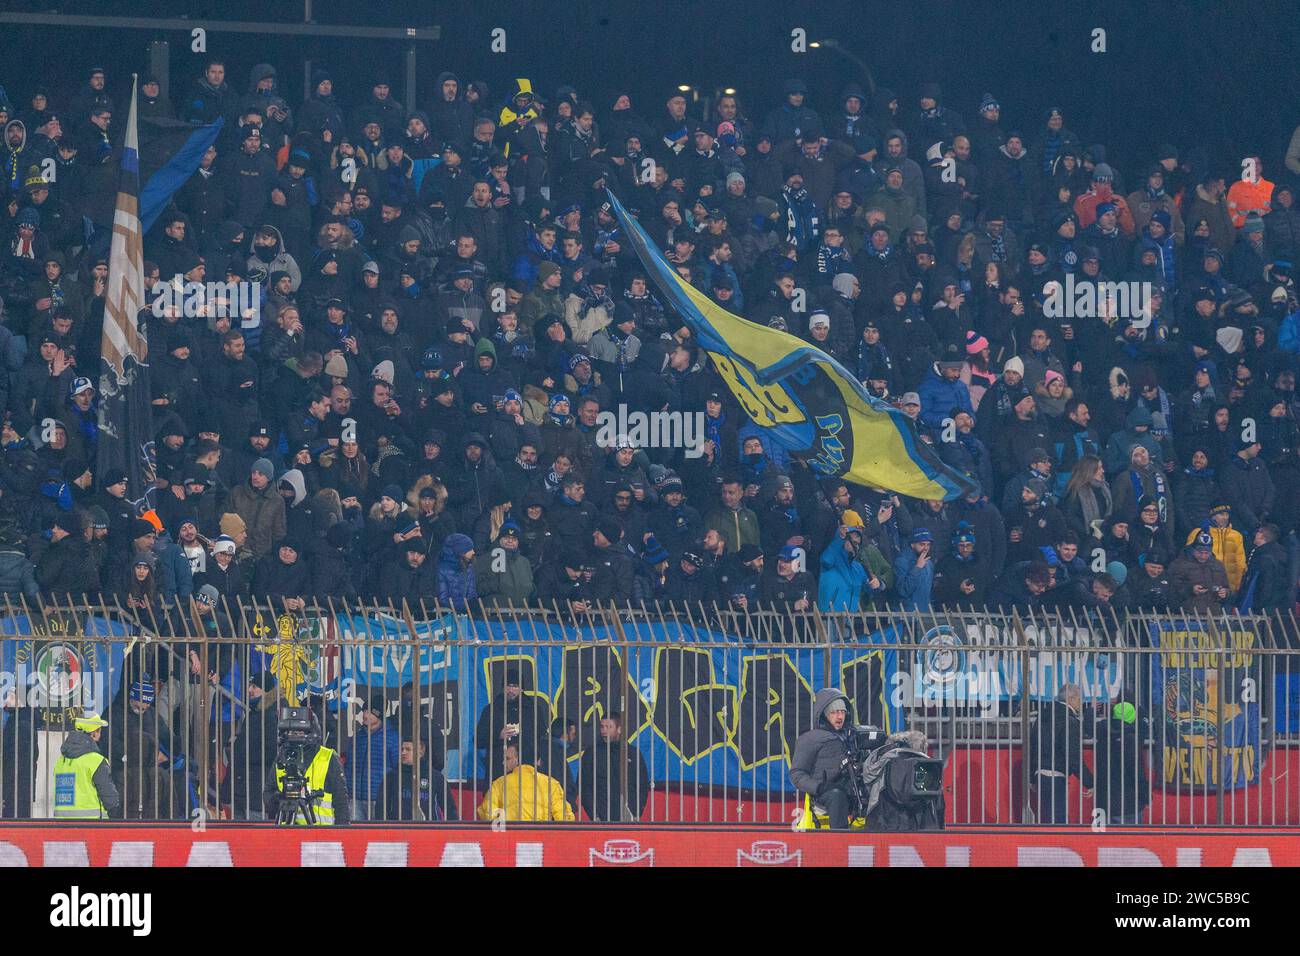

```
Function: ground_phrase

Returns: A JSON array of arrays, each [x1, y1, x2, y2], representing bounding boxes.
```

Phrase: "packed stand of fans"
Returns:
[[1, 59, 1299, 625]]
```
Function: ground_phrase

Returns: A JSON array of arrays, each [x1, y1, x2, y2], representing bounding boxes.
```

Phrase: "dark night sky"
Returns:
[[2, 0, 1297, 179]]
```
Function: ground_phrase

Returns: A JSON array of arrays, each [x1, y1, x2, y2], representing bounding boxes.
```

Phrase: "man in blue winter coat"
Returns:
[[347, 697, 401, 822], [818, 515, 869, 612], [893, 528, 935, 610], [916, 352, 973, 436]]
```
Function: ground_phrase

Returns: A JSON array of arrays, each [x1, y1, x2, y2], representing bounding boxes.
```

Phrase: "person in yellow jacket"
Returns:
[[1226, 159, 1274, 229], [1186, 504, 1247, 593], [52, 711, 121, 820], [477, 743, 575, 822]]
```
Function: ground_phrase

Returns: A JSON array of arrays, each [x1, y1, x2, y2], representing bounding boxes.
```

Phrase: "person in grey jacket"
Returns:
[[790, 687, 855, 829]]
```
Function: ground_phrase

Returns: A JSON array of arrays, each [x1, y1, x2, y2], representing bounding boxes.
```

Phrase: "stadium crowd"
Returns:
[[0, 57, 1299, 623]]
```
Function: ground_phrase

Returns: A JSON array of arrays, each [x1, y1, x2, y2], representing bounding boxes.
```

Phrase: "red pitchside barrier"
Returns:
[[0, 826, 1296, 867]]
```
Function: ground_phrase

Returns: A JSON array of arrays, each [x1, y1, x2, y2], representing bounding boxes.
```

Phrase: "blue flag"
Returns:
[[138, 116, 224, 234], [606, 189, 977, 500]]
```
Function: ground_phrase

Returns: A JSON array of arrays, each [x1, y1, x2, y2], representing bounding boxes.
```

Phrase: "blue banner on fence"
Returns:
[[455, 617, 901, 791], [1145, 620, 1261, 790], [1278, 673, 1300, 734], [906, 622, 1125, 710], [329, 612, 464, 777], [335, 612, 460, 690], [0, 613, 130, 731]]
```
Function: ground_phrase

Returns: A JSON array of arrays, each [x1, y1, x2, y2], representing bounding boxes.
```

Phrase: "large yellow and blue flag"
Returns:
[[606, 189, 977, 501]]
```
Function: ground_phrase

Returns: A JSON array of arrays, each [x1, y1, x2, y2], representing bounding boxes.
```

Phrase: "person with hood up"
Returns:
[[52, 710, 121, 819], [829, 83, 870, 143], [905, 82, 965, 161], [1263, 181, 1300, 261], [760, 79, 823, 147], [790, 689, 857, 830], [495, 79, 541, 157], [1104, 405, 1164, 475], [246, 223, 302, 291], [436, 532, 477, 611], [874, 129, 926, 220], [817, 510, 877, 611], [239, 64, 292, 149], [403, 111, 438, 159], [253, 536, 312, 609]]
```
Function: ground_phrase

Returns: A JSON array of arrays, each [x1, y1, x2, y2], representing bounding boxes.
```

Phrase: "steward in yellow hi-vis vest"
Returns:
[[52, 711, 120, 820], [274, 746, 338, 825], [264, 705, 351, 825]]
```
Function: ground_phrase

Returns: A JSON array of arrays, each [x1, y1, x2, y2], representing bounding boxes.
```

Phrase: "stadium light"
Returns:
[[723, 88, 736, 95]]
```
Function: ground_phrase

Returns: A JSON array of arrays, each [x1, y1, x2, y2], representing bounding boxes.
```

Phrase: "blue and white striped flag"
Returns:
[[96, 76, 154, 507]]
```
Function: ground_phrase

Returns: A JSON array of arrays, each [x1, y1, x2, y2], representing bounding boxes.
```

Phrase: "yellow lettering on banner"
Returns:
[[710, 353, 803, 425]]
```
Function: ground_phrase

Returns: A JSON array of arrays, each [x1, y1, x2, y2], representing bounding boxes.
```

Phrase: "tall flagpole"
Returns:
[[96, 74, 153, 513]]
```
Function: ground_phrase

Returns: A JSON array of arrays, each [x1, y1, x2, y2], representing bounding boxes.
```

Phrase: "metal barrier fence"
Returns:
[[1, 595, 1298, 828]]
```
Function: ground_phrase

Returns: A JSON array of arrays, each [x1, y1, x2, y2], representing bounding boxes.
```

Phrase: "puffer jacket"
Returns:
[[436, 532, 477, 610], [915, 364, 974, 434], [790, 688, 854, 798]]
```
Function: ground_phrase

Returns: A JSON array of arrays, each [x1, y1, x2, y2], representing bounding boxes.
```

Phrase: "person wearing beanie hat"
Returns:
[[1169, 526, 1231, 610], [219, 512, 248, 545], [893, 523, 936, 611], [916, 342, 973, 433], [965, 329, 990, 355], [1074, 158, 1136, 233], [535, 260, 561, 285], [762, 79, 820, 147], [228, 455, 288, 560], [1188, 501, 1247, 592], [1126, 163, 1184, 239]]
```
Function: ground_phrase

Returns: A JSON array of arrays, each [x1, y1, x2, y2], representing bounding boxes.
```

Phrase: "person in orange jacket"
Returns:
[[1185, 503, 1247, 593], [1226, 157, 1274, 229], [1074, 164, 1136, 235]]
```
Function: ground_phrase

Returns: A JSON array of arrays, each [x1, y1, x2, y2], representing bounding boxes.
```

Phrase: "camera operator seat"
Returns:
[[795, 791, 867, 831]]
